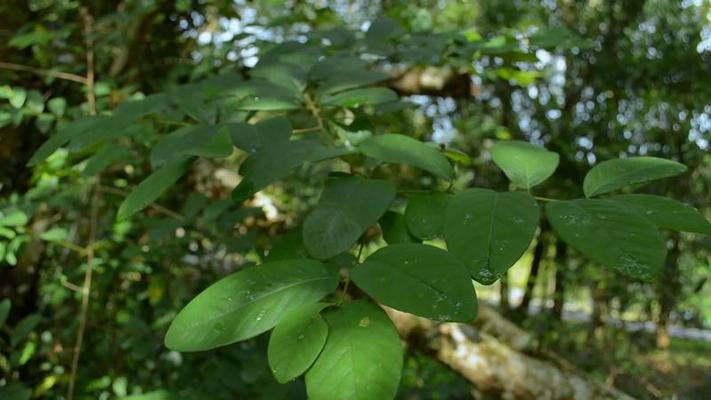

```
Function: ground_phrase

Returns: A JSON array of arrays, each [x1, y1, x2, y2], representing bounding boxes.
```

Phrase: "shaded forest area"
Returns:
[[1, 1, 710, 399]]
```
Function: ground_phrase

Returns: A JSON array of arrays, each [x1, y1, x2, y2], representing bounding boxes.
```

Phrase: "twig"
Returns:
[[96, 185, 185, 221], [292, 126, 322, 134], [534, 196, 557, 202], [0, 61, 88, 84], [304, 93, 326, 133], [67, 187, 98, 400], [67, 9, 96, 400]]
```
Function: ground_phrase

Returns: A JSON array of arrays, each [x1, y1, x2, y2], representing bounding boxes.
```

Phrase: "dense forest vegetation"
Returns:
[[1, 1, 710, 399]]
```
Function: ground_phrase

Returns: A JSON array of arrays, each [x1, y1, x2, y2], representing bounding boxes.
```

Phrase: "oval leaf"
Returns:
[[117, 158, 194, 220], [303, 176, 396, 259], [359, 134, 454, 180], [583, 156, 687, 198], [352, 244, 477, 321], [444, 189, 539, 284], [268, 303, 330, 383], [305, 300, 402, 400], [164, 259, 338, 352], [611, 194, 711, 234], [546, 199, 666, 280], [405, 192, 451, 240], [490, 140, 559, 188]]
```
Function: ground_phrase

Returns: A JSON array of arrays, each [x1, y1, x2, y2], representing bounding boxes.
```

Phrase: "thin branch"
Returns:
[[67, 187, 98, 400], [67, 9, 97, 400], [304, 93, 326, 133], [292, 126, 322, 134], [0, 61, 88, 84]]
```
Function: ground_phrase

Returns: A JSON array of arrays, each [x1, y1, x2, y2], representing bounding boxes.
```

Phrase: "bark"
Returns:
[[385, 305, 633, 400], [387, 67, 477, 98]]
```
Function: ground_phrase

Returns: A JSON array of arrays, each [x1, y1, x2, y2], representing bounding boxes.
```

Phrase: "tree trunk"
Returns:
[[656, 233, 681, 349], [515, 236, 546, 316], [500, 271, 510, 315], [551, 240, 568, 320], [385, 305, 633, 400]]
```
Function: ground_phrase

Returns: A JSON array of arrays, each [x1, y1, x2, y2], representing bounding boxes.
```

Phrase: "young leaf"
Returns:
[[359, 134, 454, 180], [305, 300, 403, 400], [303, 176, 396, 259], [117, 158, 194, 220], [490, 141, 559, 188], [379, 211, 417, 244], [611, 194, 711, 234], [583, 157, 687, 198], [444, 189, 539, 284], [546, 199, 666, 280], [165, 259, 338, 352], [352, 244, 477, 321], [268, 303, 330, 383], [405, 192, 451, 240]]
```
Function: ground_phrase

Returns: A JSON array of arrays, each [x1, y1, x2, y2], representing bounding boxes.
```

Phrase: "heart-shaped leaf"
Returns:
[[444, 189, 539, 284], [491, 140, 559, 189], [546, 199, 666, 279], [352, 244, 477, 321]]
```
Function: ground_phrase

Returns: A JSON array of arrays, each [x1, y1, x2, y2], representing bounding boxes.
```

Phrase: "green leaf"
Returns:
[[268, 303, 330, 383], [405, 192, 451, 240], [151, 124, 233, 167], [546, 199, 666, 279], [82, 146, 131, 176], [0, 298, 11, 328], [305, 300, 402, 400], [321, 88, 398, 108], [39, 227, 68, 242], [165, 259, 338, 352], [491, 141, 559, 188], [265, 228, 310, 262], [0, 382, 31, 400], [27, 117, 100, 166], [230, 118, 351, 202], [11, 314, 40, 347], [444, 189, 539, 284], [303, 176, 396, 259], [379, 211, 417, 244], [352, 244, 477, 321], [583, 157, 687, 198], [117, 158, 193, 220], [236, 96, 302, 111], [359, 134, 454, 180], [233, 139, 351, 202], [0, 211, 28, 227], [611, 194, 711, 234]]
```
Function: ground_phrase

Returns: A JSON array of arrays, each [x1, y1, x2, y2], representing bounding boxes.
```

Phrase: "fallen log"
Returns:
[[384, 305, 633, 400]]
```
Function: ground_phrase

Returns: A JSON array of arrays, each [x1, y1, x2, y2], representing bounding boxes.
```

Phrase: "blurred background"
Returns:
[[0, 0, 710, 399]]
